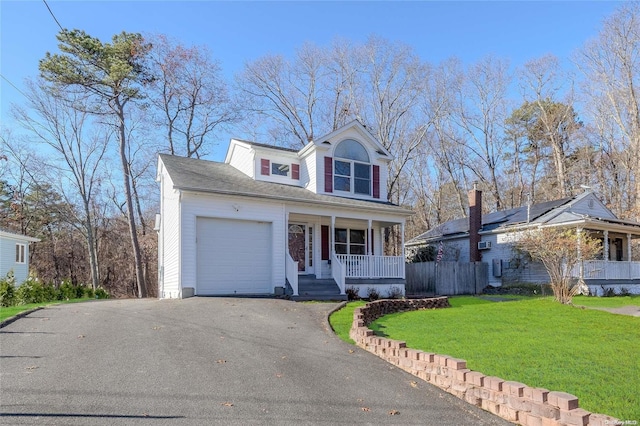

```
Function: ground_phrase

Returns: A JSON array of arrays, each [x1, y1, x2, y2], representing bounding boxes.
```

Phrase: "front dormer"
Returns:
[[224, 120, 391, 201]]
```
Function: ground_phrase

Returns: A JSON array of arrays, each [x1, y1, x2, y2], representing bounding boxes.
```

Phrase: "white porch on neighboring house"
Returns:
[[285, 212, 406, 298], [572, 228, 640, 294]]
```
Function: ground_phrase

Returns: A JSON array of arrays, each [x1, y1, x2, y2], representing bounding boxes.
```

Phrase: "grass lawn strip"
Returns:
[[0, 298, 94, 323], [366, 297, 639, 421]]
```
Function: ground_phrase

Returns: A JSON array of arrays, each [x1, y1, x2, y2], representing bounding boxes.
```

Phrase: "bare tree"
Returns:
[[576, 2, 640, 218], [13, 79, 109, 290], [453, 55, 511, 211], [236, 43, 331, 147], [514, 227, 601, 304], [146, 34, 239, 158]]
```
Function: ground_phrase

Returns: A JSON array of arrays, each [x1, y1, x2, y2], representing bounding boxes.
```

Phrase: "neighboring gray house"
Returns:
[[406, 189, 640, 295], [0, 230, 40, 284], [156, 120, 413, 300]]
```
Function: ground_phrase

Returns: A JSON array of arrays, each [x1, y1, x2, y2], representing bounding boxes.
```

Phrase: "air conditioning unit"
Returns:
[[478, 241, 491, 250]]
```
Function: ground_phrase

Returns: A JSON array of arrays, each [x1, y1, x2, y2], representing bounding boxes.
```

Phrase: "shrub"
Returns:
[[366, 287, 380, 301], [15, 279, 45, 305], [410, 246, 436, 263], [61, 280, 86, 299], [83, 286, 95, 299], [0, 279, 15, 307], [387, 286, 404, 299], [94, 287, 109, 299], [345, 286, 360, 301]]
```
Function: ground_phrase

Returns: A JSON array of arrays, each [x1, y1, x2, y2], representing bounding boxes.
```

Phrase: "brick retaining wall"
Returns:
[[349, 298, 620, 426]]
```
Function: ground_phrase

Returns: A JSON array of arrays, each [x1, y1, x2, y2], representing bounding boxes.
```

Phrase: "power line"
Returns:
[[42, 0, 65, 32], [0, 73, 28, 99]]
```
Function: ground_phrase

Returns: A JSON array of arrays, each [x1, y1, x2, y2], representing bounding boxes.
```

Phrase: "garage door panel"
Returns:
[[196, 217, 272, 295]]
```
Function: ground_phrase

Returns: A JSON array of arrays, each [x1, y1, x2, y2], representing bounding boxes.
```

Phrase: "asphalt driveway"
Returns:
[[0, 298, 510, 425]]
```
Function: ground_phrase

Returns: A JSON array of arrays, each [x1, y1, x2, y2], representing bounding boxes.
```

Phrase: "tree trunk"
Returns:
[[115, 99, 147, 298]]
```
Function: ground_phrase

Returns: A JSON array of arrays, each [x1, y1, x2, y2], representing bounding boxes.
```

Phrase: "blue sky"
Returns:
[[0, 1, 622, 161]]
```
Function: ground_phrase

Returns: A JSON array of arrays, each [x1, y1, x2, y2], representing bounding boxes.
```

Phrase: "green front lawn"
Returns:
[[330, 297, 639, 420], [0, 299, 92, 322]]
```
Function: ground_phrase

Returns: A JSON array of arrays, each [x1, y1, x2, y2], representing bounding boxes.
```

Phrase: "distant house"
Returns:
[[406, 188, 640, 295], [156, 120, 413, 300], [0, 230, 40, 284]]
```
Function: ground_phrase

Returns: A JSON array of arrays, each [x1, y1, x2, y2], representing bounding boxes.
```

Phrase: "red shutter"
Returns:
[[292, 163, 300, 180], [321, 225, 329, 260], [324, 157, 333, 193], [261, 159, 270, 176], [373, 165, 380, 199]]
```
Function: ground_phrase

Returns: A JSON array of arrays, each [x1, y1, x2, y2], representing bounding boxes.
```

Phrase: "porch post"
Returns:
[[628, 233, 632, 262], [603, 230, 609, 280], [367, 220, 372, 256], [577, 227, 584, 282], [331, 215, 335, 257], [401, 222, 406, 279]]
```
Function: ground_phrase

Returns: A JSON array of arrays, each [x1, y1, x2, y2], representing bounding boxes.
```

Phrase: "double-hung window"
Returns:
[[333, 139, 371, 195], [16, 243, 25, 264], [335, 228, 366, 255]]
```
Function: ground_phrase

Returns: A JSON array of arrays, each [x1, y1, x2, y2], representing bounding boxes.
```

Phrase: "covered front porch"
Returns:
[[571, 225, 640, 294], [285, 211, 406, 299]]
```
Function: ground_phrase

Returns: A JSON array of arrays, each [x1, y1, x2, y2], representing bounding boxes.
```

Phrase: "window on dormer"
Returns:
[[334, 139, 371, 195], [271, 162, 289, 176]]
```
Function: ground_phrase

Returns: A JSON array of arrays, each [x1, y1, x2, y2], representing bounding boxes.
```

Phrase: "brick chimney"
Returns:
[[469, 183, 482, 262]]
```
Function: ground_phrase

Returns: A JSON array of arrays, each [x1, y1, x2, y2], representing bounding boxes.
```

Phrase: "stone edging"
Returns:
[[0, 306, 43, 329], [349, 297, 620, 426]]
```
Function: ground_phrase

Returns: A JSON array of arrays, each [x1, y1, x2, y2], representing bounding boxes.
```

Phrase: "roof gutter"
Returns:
[[175, 185, 414, 216]]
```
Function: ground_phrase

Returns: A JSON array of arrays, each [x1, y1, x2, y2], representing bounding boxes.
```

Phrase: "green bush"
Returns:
[[15, 278, 46, 305], [0, 279, 15, 307], [94, 287, 109, 299]]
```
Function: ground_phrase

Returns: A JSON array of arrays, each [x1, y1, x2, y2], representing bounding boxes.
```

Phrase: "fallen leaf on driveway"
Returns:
[[216, 359, 226, 364], [348, 349, 355, 354], [356, 398, 364, 403], [152, 326, 162, 330], [275, 373, 283, 378], [77, 335, 85, 339], [410, 381, 418, 388], [361, 407, 370, 412], [25, 366, 38, 370], [388, 410, 400, 415], [221, 402, 234, 407]]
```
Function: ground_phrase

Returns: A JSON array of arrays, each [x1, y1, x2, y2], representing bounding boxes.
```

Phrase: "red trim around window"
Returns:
[[324, 157, 333, 193], [292, 163, 300, 180], [261, 159, 270, 176], [373, 165, 380, 199]]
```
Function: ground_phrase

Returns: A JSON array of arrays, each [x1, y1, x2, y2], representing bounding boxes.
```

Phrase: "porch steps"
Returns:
[[291, 276, 347, 302]]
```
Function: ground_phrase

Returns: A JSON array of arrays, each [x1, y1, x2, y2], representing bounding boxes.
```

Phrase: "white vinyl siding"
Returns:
[[179, 192, 285, 295], [157, 164, 182, 299], [227, 142, 255, 178]]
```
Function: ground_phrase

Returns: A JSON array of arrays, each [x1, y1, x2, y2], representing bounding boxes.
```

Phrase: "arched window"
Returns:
[[333, 139, 371, 195]]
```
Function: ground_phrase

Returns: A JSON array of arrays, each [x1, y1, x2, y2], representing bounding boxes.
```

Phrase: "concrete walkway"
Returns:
[[0, 298, 510, 425]]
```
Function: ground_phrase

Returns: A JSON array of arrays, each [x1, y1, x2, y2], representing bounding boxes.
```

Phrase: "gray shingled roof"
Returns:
[[159, 154, 413, 215], [407, 197, 573, 244], [233, 139, 300, 153]]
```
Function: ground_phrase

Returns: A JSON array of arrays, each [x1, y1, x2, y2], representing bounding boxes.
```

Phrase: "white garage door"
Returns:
[[196, 217, 272, 295]]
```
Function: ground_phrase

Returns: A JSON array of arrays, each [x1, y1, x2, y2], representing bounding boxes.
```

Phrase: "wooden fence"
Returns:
[[405, 261, 488, 296]]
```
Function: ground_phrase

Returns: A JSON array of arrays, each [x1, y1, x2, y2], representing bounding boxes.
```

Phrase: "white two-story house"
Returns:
[[156, 120, 413, 300]]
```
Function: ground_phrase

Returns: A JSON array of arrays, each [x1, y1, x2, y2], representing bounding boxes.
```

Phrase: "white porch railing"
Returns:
[[285, 253, 299, 296], [572, 260, 640, 280], [335, 254, 405, 279], [331, 253, 346, 295]]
